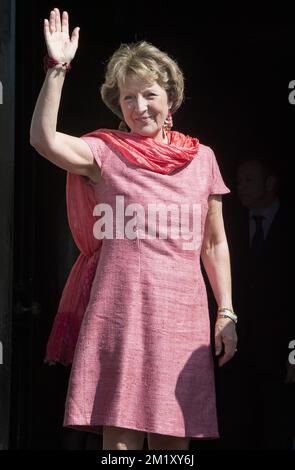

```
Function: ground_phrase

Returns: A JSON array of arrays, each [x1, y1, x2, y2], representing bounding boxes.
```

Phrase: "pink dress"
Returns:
[[64, 134, 230, 439]]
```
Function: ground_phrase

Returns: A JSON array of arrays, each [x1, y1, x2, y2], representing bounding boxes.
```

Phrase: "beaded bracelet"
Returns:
[[43, 54, 72, 73]]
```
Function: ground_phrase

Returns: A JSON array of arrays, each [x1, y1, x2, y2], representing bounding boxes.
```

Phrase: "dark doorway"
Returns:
[[8, 1, 294, 449]]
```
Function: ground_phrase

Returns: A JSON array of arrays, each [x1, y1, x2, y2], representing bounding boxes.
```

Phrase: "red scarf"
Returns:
[[84, 129, 199, 174]]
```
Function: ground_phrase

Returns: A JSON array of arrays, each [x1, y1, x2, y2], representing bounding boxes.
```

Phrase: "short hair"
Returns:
[[100, 41, 184, 120]]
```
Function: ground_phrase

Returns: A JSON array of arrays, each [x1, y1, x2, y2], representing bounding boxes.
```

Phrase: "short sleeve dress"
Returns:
[[63, 134, 230, 439]]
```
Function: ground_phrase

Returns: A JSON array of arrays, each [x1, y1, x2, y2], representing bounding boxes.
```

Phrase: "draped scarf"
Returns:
[[90, 129, 199, 174]]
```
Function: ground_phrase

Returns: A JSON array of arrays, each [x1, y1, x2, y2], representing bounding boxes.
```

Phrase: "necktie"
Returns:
[[251, 214, 265, 256]]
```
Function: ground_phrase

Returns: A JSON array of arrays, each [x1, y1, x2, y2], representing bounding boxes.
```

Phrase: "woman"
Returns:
[[30, 8, 237, 450]]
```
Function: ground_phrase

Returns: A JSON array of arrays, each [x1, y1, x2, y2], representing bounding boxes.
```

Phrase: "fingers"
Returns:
[[44, 19, 50, 41], [43, 8, 79, 59], [218, 341, 237, 367], [61, 11, 69, 36], [215, 325, 237, 367], [71, 27, 80, 46], [54, 8, 61, 32], [215, 317, 238, 366], [215, 333, 222, 357], [49, 9, 56, 33], [46, 9, 69, 35]]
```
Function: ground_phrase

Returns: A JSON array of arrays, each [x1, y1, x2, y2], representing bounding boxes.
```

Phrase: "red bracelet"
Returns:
[[43, 54, 72, 73]]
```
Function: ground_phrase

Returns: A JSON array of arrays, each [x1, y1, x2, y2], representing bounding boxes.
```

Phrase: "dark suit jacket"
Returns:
[[224, 201, 291, 378]]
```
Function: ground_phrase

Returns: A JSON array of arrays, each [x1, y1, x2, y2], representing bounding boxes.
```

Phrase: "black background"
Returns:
[[11, 0, 294, 449]]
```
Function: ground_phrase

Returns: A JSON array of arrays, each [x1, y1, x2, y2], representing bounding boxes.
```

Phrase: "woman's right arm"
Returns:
[[30, 8, 100, 183]]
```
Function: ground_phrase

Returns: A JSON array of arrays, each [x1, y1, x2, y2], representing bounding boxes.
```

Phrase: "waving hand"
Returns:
[[44, 8, 79, 64]]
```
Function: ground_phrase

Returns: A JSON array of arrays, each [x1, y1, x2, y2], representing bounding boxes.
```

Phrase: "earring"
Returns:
[[163, 111, 173, 131]]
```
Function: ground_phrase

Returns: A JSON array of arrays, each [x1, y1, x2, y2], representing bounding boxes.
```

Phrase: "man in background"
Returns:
[[216, 157, 294, 449]]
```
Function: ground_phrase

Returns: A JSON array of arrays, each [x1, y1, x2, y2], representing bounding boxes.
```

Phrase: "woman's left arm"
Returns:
[[201, 194, 238, 367]]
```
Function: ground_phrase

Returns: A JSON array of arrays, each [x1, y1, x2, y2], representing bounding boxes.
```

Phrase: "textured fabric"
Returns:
[[45, 129, 199, 364], [79, 128, 200, 175], [45, 172, 102, 365], [63, 132, 230, 439]]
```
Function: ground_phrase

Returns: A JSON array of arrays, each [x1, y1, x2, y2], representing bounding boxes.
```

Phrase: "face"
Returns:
[[236, 161, 267, 209], [118, 75, 172, 143]]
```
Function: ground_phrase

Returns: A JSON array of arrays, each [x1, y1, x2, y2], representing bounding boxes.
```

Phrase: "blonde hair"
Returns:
[[100, 41, 184, 120]]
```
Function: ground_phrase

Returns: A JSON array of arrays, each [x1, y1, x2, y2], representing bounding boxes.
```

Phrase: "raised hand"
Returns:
[[44, 8, 79, 65]]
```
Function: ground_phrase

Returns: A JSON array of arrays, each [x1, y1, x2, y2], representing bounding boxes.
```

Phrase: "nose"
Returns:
[[135, 95, 148, 113]]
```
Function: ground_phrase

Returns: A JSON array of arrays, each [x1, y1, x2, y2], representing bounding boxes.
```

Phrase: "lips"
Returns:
[[136, 116, 153, 122]]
